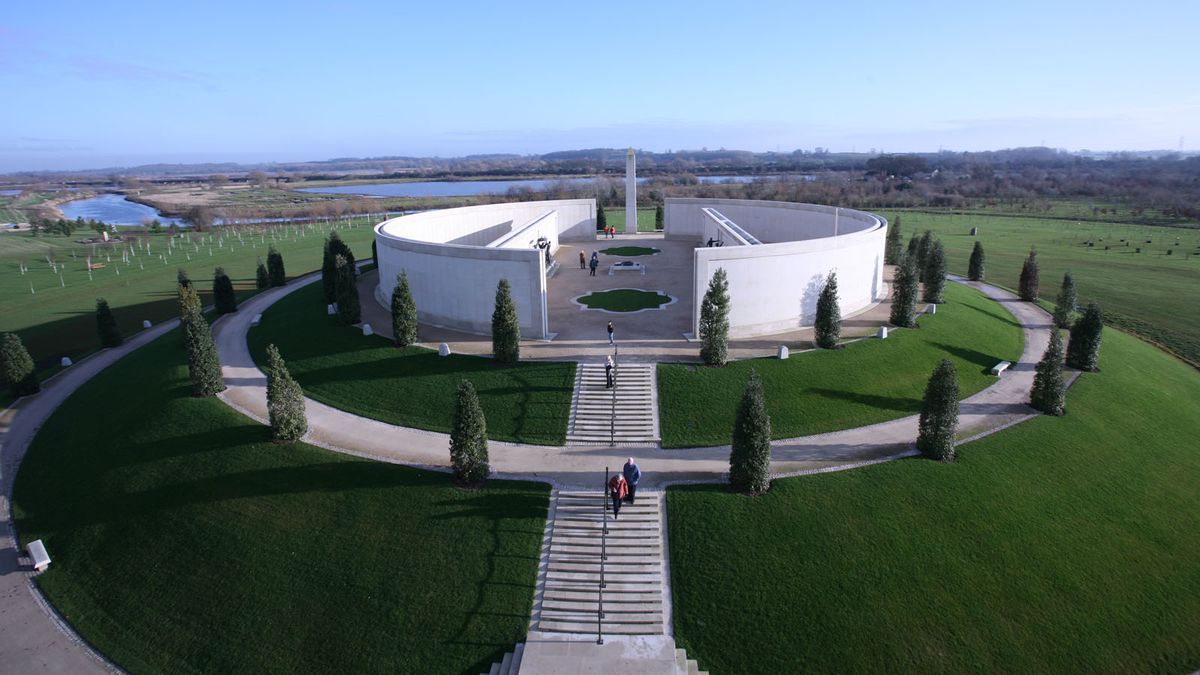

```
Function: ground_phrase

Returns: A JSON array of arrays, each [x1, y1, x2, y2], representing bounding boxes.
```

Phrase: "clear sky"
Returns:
[[1, 0, 1197, 171]]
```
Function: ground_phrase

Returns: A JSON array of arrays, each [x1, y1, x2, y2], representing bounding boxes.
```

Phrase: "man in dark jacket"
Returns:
[[623, 457, 640, 504]]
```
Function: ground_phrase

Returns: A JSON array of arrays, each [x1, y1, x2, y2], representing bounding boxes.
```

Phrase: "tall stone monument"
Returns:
[[625, 148, 637, 235]]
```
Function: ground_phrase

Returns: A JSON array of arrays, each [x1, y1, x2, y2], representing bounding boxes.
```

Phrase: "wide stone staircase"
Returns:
[[566, 363, 659, 445]]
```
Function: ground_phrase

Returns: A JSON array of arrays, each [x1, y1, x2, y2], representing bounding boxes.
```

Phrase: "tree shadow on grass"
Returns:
[[961, 301, 1020, 327], [930, 342, 1001, 374], [807, 387, 919, 413]]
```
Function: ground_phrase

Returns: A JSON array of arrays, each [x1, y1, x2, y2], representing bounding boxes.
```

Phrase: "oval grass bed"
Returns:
[[575, 288, 674, 312], [248, 280, 574, 445], [600, 246, 660, 256], [667, 328, 1200, 674], [12, 328, 548, 674], [657, 281, 1023, 447]]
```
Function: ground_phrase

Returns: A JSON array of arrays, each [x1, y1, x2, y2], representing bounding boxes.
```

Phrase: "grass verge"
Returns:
[[577, 289, 672, 312], [667, 328, 1200, 674], [12, 327, 548, 675], [657, 282, 1023, 447], [599, 246, 661, 257], [248, 280, 575, 445]]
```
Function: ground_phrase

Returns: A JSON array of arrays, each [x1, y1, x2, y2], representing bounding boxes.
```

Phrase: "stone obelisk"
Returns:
[[625, 148, 636, 235]]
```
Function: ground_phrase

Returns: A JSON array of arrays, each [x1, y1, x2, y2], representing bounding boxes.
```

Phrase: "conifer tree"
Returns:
[[729, 369, 771, 494], [596, 203, 607, 233], [906, 233, 920, 260], [967, 240, 986, 281], [267, 245, 286, 287], [889, 254, 920, 327], [255, 257, 270, 290], [178, 280, 201, 347], [177, 268, 192, 290], [321, 231, 354, 301], [265, 343, 307, 442], [814, 271, 841, 349], [449, 379, 490, 484], [96, 298, 122, 348], [372, 239, 378, 270], [1030, 328, 1066, 415], [491, 278, 520, 363], [917, 230, 934, 275], [1053, 271, 1077, 329], [884, 215, 903, 264], [922, 240, 947, 303], [1066, 302, 1104, 371], [655, 203, 664, 230], [181, 294, 225, 396], [334, 253, 360, 325], [212, 266, 237, 314], [0, 332, 39, 397], [699, 268, 731, 366], [917, 359, 959, 461], [391, 271, 418, 348], [1018, 247, 1040, 301]]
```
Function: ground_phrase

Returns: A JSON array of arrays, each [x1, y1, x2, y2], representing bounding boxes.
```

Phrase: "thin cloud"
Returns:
[[66, 55, 210, 86]]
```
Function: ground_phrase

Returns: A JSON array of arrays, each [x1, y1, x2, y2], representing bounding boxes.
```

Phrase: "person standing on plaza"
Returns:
[[622, 457, 640, 504], [605, 355, 614, 388], [589, 256, 598, 276], [607, 321, 614, 345], [608, 472, 628, 519], [579, 250, 586, 269]]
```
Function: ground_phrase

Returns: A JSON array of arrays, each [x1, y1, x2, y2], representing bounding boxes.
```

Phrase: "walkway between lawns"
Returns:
[[213, 272, 1052, 488]]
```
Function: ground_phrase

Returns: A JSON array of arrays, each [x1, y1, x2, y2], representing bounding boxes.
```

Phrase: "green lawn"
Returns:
[[577, 288, 672, 312], [887, 210, 1200, 366], [600, 246, 660, 257], [668, 328, 1200, 674], [248, 280, 575, 445], [602, 207, 659, 232], [11, 328, 548, 675], [0, 219, 378, 377], [657, 282, 1023, 447]]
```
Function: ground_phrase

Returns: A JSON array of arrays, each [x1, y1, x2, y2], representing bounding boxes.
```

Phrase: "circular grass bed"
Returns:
[[12, 327, 548, 674], [576, 288, 674, 312], [600, 246, 660, 257]]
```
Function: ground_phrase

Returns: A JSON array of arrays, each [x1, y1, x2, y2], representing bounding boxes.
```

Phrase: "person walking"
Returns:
[[622, 457, 640, 504], [589, 256, 598, 276], [608, 472, 629, 519], [579, 250, 586, 269], [605, 355, 614, 388], [607, 321, 614, 345]]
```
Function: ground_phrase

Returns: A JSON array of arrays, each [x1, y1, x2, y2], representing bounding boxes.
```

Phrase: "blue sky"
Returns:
[[1, 0, 1197, 171]]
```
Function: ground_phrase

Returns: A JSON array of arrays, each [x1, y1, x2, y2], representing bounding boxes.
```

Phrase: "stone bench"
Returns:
[[991, 361, 1012, 376], [28, 539, 50, 573], [608, 261, 645, 276]]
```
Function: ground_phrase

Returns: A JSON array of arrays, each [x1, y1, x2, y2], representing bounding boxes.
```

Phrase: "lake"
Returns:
[[297, 175, 776, 198], [60, 194, 187, 227]]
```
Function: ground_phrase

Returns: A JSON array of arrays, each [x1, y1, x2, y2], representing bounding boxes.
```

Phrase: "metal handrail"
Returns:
[[598, 466, 608, 645], [609, 347, 618, 446]]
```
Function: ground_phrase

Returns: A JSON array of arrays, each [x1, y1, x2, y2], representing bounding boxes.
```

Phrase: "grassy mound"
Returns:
[[577, 288, 672, 312], [599, 246, 661, 257], [248, 281, 574, 445], [12, 328, 548, 674], [667, 328, 1200, 674], [657, 282, 1023, 447]]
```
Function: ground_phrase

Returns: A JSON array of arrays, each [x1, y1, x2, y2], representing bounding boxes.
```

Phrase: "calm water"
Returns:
[[0, 189, 22, 197], [60, 194, 187, 227], [298, 175, 775, 198]]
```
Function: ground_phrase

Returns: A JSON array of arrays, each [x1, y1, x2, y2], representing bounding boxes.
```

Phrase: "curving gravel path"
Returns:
[[212, 272, 1055, 488]]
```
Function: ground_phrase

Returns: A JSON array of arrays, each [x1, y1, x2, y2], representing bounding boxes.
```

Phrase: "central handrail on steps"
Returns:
[[599, 466, 609, 645], [609, 347, 618, 446]]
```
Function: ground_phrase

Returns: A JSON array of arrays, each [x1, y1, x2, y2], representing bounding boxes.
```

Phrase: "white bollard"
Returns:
[[327, 304, 337, 315], [878, 326, 889, 339], [438, 343, 451, 357], [777, 345, 789, 359], [61, 356, 73, 367], [143, 320, 152, 329], [361, 324, 373, 336], [926, 304, 937, 315]]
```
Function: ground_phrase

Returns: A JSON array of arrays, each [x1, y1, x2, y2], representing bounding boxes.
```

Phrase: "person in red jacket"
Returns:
[[608, 473, 629, 519]]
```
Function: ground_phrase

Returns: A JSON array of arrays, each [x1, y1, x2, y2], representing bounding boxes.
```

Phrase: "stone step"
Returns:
[[550, 544, 661, 556], [543, 580, 660, 593], [538, 620, 664, 635], [542, 589, 661, 603], [542, 599, 662, 613]]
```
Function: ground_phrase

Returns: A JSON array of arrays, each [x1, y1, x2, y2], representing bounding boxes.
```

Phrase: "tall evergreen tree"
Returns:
[[449, 379, 490, 484], [178, 280, 201, 347], [0, 332, 39, 397], [321, 231, 354, 301], [1053, 271, 1077, 329], [212, 266, 237, 314], [889, 254, 921, 327], [917, 230, 935, 275], [699, 268, 731, 366], [906, 233, 920, 260], [1066, 302, 1104, 371], [491, 279, 521, 363], [922, 240, 947, 303], [729, 369, 771, 494], [334, 253, 361, 325], [255, 257, 270, 290], [96, 298, 122, 348], [967, 240, 986, 281], [265, 344, 307, 442], [1030, 328, 1066, 415], [655, 203, 664, 230], [181, 295, 225, 396], [372, 239, 379, 270], [596, 203, 607, 233], [917, 359, 959, 461], [814, 271, 842, 349], [267, 245, 286, 287], [391, 271, 418, 348], [177, 268, 192, 290], [884, 215, 903, 264], [1018, 247, 1040, 301]]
